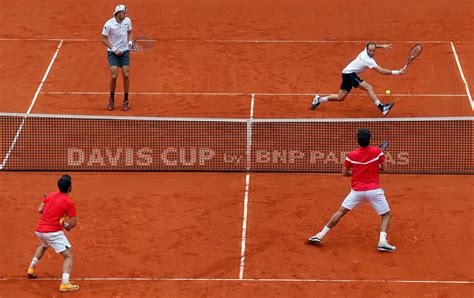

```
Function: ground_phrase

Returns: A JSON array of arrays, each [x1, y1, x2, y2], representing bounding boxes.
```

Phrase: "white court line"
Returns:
[[39, 91, 466, 97], [239, 174, 251, 279], [450, 42, 474, 111], [0, 40, 63, 170], [0, 38, 457, 44], [1, 277, 472, 284], [250, 94, 255, 118]]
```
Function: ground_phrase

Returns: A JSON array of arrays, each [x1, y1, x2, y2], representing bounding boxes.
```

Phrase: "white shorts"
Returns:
[[35, 231, 72, 253], [341, 188, 390, 215]]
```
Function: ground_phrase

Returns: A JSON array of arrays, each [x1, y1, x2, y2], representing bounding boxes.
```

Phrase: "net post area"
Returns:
[[1, 113, 472, 174]]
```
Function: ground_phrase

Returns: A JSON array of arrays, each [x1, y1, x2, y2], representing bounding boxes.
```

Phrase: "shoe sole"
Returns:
[[59, 288, 80, 292], [377, 246, 396, 252], [27, 274, 37, 279], [59, 286, 80, 292], [308, 237, 322, 244]]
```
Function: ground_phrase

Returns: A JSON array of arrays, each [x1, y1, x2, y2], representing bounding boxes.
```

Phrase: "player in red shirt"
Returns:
[[308, 129, 396, 251], [27, 175, 80, 291]]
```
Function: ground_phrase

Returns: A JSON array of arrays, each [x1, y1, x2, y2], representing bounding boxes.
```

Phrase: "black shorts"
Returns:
[[107, 50, 130, 67], [340, 73, 364, 92]]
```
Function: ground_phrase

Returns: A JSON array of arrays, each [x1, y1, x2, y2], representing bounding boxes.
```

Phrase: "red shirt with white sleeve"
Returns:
[[344, 146, 385, 191], [36, 191, 76, 233]]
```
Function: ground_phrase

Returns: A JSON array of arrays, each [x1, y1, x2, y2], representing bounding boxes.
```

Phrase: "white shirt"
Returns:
[[102, 17, 132, 52], [342, 49, 378, 74]]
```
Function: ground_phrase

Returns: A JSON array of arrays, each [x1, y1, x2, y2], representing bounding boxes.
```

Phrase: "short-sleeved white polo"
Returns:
[[342, 49, 378, 74], [102, 17, 132, 52]]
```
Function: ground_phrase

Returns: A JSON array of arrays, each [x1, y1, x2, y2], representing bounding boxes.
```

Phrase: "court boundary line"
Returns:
[[449, 42, 474, 110], [39, 91, 467, 97], [0, 38, 461, 44], [0, 40, 63, 170], [239, 174, 250, 279], [1, 277, 472, 284], [239, 94, 254, 278]]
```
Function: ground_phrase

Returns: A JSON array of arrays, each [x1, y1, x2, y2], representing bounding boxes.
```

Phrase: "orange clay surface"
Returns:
[[0, 0, 473, 296]]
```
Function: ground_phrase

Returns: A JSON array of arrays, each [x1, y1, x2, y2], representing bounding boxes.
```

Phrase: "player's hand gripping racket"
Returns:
[[129, 36, 154, 52], [378, 141, 389, 171], [402, 43, 423, 71]]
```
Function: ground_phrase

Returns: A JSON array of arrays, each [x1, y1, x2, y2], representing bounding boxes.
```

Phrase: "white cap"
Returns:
[[113, 4, 127, 15]]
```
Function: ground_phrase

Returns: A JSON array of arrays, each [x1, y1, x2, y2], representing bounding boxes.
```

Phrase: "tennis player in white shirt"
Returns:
[[101, 4, 133, 111], [311, 42, 405, 116]]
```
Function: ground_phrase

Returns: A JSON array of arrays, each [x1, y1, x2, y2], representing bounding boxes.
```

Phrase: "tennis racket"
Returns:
[[129, 36, 154, 52], [378, 140, 389, 152], [402, 43, 423, 71]]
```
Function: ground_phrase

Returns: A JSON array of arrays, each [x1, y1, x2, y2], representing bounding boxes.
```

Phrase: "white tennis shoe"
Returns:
[[310, 95, 321, 110], [308, 232, 323, 243], [377, 241, 396, 252], [382, 102, 395, 116]]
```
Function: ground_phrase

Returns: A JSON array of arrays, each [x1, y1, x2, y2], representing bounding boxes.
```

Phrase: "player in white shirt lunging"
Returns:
[[311, 42, 405, 116], [101, 5, 133, 111]]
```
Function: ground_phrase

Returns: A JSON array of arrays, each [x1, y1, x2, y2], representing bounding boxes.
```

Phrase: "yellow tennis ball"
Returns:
[[385, 89, 391, 96]]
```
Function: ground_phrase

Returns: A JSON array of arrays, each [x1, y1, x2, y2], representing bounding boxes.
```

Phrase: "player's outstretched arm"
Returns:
[[376, 44, 392, 50], [373, 65, 405, 75]]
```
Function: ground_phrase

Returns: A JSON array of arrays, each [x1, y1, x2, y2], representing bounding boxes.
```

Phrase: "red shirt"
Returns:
[[36, 191, 76, 233], [344, 146, 385, 191]]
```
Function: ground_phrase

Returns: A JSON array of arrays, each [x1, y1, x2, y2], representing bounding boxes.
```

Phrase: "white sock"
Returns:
[[30, 257, 39, 268], [374, 99, 381, 106], [62, 273, 70, 285], [320, 226, 331, 238], [379, 232, 387, 242], [319, 96, 329, 103]]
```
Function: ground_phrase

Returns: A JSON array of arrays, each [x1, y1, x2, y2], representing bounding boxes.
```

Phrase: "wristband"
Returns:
[[111, 46, 117, 52], [391, 70, 400, 75]]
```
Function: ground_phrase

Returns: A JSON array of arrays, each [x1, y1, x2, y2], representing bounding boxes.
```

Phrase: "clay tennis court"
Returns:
[[0, 0, 473, 296]]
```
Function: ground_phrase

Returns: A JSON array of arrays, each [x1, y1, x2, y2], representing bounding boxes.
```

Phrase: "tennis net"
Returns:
[[1, 113, 472, 174]]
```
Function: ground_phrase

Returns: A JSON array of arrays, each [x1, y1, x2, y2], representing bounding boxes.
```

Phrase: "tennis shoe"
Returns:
[[59, 282, 80, 292], [107, 99, 115, 111], [122, 100, 129, 111], [27, 267, 37, 279], [377, 241, 396, 252], [310, 95, 321, 110], [382, 102, 395, 116], [308, 233, 323, 243]]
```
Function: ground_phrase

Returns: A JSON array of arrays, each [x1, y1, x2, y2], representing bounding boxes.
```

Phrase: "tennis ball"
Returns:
[[385, 89, 391, 96]]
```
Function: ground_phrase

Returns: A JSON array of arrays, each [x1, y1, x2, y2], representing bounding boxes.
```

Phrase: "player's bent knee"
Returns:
[[60, 247, 73, 258]]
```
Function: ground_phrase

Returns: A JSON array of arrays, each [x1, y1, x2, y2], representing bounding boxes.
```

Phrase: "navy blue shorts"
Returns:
[[340, 73, 364, 92], [107, 50, 130, 67]]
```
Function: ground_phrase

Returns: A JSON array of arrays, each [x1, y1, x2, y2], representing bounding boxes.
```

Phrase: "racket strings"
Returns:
[[133, 36, 154, 51], [409, 44, 422, 60]]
